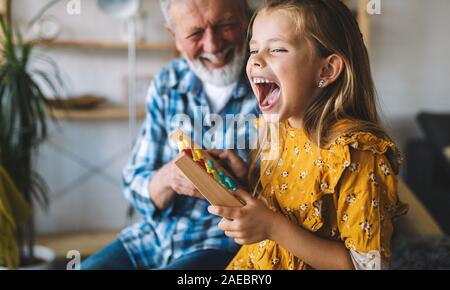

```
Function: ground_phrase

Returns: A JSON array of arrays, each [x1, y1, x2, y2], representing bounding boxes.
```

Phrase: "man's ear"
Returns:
[[165, 23, 176, 37], [165, 23, 182, 52], [318, 54, 345, 87]]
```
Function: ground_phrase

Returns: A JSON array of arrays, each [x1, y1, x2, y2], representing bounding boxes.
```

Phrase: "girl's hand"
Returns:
[[208, 190, 279, 245], [208, 150, 248, 185]]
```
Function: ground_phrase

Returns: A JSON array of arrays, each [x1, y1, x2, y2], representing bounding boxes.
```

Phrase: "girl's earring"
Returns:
[[318, 79, 325, 88]]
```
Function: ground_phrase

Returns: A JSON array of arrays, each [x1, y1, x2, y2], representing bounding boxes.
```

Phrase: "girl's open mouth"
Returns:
[[252, 77, 281, 111]]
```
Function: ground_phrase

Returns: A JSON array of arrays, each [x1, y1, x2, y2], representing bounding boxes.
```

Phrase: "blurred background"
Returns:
[[1, 0, 449, 269]]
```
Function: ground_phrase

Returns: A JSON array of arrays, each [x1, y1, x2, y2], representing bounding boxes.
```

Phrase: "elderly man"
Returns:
[[82, 0, 257, 270]]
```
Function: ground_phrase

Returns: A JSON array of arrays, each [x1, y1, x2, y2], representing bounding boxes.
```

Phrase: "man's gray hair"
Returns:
[[159, 0, 172, 24], [159, 0, 251, 26]]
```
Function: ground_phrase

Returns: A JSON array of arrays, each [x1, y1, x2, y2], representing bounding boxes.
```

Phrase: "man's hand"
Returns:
[[208, 150, 249, 185], [167, 157, 204, 199], [149, 155, 204, 211], [208, 190, 279, 245]]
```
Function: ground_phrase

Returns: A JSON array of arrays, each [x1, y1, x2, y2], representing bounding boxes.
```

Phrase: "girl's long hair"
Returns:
[[247, 0, 399, 196]]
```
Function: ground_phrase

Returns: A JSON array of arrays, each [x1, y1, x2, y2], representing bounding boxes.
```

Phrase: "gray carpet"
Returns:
[[391, 235, 450, 270]]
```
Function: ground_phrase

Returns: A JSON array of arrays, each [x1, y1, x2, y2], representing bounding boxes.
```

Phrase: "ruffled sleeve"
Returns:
[[333, 132, 408, 270]]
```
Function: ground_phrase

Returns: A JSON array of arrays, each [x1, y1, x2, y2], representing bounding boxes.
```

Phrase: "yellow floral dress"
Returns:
[[226, 122, 407, 270]]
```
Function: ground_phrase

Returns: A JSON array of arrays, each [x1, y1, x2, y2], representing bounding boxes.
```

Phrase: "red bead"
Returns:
[[182, 149, 193, 158], [196, 158, 207, 171]]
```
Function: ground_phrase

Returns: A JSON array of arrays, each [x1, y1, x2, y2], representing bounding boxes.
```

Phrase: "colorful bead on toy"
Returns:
[[181, 148, 193, 159], [180, 145, 239, 192], [224, 177, 238, 191], [205, 160, 214, 174], [192, 149, 203, 161], [197, 159, 207, 171]]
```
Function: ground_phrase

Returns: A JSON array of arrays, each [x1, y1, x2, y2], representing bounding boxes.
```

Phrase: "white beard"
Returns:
[[184, 46, 247, 87]]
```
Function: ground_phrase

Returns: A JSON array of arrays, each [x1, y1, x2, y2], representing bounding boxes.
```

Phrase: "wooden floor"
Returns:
[[36, 231, 118, 258]]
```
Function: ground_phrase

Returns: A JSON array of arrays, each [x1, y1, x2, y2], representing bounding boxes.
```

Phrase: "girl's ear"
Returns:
[[318, 54, 344, 87]]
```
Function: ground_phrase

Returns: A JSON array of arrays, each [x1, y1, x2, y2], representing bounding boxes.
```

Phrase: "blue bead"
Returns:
[[206, 160, 214, 169]]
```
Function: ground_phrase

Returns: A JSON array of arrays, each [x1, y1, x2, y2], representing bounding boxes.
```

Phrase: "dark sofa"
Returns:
[[405, 113, 450, 234]]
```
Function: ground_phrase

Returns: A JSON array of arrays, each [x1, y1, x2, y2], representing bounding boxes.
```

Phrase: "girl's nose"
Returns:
[[250, 54, 264, 68]]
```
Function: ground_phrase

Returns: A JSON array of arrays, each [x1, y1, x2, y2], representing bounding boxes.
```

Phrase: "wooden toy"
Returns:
[[170, 128, 244, 207]]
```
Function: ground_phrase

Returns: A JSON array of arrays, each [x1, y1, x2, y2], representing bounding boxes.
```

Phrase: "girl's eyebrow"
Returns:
[[249, 37, 290, 46], [267, 37, 290, 43]]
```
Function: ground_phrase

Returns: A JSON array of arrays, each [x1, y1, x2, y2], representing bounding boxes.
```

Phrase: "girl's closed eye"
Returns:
[[249, 48, 287, 55], [271, 48, 288, 53]]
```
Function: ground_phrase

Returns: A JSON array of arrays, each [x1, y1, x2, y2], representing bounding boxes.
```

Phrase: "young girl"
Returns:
[[208, 0, 407, 270]]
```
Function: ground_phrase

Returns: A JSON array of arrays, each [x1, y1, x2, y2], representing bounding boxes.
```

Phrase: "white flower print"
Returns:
[[282, 171, 289, 178], [280, 184, 288, 191], [277, 158, 283, 167], [299, 203, 308, 212], [369, 172, 378, 185], [259, 240, 266, 249], [371, 198, 379, 208], [346, 193, 357, 204], [330, 228, 338, 238], [289, 130, 296, 138], [294, 146, 300, 155], [343, 160, 351, 168], [265, 168, 272, 176], [300, 171, 308, 179], [349, 162, 360, 172], [320, 182, 329, 192], [304, 142, 313, 154], [360, 219, 372, 232], [342, 213, 349, 222], [380, 162, 390, 176], [314, 159, 324, 168], [347, 240, 356, 251], [272, 257, 280, 266]]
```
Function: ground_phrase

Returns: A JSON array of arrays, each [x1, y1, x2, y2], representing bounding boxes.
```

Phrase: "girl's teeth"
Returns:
[[254, 78, 274, 84]]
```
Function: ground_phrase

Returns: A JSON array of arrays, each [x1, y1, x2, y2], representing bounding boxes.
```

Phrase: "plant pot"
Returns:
[[19, 245, 56, 270]]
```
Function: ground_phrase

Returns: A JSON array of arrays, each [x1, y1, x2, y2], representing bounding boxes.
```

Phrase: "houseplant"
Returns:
[[0, 0, 64, 268]]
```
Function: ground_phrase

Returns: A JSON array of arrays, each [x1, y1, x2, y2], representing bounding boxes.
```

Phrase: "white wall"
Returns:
[[11, 0, 450, 234], [370, 0, 450, 146]]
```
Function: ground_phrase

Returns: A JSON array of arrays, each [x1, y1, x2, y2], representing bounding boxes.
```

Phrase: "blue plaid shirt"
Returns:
[[119, 58, 258, 269]]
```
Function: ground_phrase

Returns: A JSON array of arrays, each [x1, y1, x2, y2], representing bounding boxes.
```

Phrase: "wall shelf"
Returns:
[[25, 39, 176, 52], [49, 104, 146, 120]]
